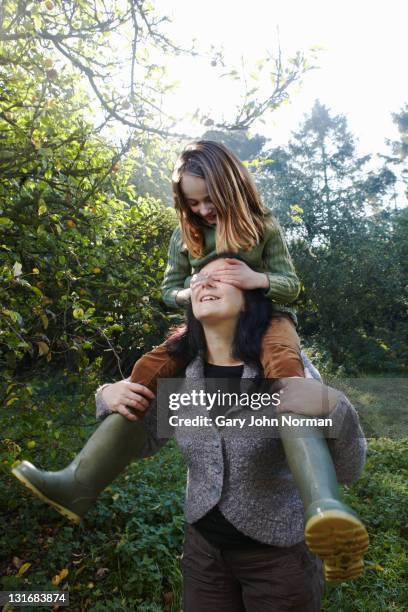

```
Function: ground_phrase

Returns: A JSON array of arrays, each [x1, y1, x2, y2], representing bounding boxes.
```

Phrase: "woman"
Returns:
[[97, 256, 367, 611], [13, 256, 367, 609]]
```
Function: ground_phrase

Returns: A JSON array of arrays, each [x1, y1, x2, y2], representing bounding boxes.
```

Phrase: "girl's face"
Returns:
[[180, 173, 217, 225]]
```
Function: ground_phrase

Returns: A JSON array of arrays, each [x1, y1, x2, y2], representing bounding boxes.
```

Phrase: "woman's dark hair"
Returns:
[[164, 254, 274, 370]]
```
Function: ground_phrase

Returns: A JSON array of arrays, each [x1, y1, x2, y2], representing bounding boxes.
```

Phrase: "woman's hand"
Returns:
[[210, 258, 269, 290], [101, 381, 155, 422], [276, 378, 342, 417]]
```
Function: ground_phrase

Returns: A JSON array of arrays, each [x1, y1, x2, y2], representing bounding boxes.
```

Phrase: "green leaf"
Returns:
[[38, 198, 47, 215], [109, 323, 123, 332], [2, 309, 19, 323], [73, 308, 84, 319], [32, 14, 42, 29], [30, 286, 43, 298]]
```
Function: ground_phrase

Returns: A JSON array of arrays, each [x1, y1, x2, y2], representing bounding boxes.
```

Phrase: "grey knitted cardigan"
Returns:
[[95, 353, 367, 547]]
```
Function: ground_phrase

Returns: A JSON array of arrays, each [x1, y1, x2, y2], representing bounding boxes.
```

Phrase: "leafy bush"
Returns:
[[0, 11, 180, 384]]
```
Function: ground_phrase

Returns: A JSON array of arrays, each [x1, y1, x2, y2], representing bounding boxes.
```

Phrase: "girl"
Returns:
[[132, 140, 304, 391]]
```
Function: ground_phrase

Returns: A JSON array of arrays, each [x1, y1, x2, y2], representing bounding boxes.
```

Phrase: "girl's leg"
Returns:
[[260, 314, 369, 582], [129, 342, 188, 392], [260, 313, 304, 378], [12, 413, 148, 523], [11, 343, 189, 522], [279, 427, 368, 583]]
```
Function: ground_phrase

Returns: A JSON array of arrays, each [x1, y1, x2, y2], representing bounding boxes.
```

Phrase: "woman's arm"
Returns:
[[161, 226, 192, 308], [301, 351, 323, 382], [95, 381, 169, 458], [95, 379, 154, 421], [326, 395, 367, 485]]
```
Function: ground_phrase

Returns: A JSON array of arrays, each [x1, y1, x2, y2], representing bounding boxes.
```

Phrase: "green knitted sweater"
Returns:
[[161, 220, 300, 323]]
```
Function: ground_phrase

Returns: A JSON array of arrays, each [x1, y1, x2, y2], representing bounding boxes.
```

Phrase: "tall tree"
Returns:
[[261, 101, 394, 239], [200, 129, 266, 161], [258, 101, 404, 371], [382, 104, 408, 205]]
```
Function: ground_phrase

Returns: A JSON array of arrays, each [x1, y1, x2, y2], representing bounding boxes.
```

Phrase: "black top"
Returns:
[[192, 362, 272, 549]]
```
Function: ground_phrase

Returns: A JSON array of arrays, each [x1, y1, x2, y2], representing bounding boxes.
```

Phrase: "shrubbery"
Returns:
[[0, 33, 180, 385], [1, 371, 407, 610]]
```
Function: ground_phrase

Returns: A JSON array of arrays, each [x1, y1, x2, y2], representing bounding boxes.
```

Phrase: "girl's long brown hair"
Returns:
[[172, 140, 274, 257]]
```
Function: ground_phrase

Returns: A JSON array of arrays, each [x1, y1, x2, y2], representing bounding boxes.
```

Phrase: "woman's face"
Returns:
[[191, 259, 245, 323], [180, 173, 217, 225]]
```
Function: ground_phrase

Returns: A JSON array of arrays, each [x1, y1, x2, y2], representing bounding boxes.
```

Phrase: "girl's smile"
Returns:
[[181, 174, 217, 225]]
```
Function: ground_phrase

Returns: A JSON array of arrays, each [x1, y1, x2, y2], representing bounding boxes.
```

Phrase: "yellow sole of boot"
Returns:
[[305, 510, 369, 583], [11, 464, 82, 525]]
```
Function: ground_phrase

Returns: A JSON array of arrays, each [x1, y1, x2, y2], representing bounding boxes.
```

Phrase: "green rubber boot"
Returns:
[[11, 413, 148, 524], [279, 416, 369, 583]]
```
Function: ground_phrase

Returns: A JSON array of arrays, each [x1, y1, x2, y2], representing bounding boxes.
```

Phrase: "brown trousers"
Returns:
[[181, 523, 324, 612], [130, 314, 304, 391]]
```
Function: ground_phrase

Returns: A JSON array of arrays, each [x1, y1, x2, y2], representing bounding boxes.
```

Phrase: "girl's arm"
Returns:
[[211, 220, 300, 304], [262, 220, 300, 304], [161, 226, 192, 308]]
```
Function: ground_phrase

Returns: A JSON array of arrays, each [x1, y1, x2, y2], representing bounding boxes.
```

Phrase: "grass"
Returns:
[[1, 369, 407, 610], [324, 373, 408, 440]]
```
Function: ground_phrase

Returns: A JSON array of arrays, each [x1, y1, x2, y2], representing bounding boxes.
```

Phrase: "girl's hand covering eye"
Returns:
[[190, 273, 217, 289], [190, 273, 203, 288], [211, 258, 266, 290]]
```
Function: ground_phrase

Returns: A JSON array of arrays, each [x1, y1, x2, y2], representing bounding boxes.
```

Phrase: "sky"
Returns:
[[153, 0, 408, 159]]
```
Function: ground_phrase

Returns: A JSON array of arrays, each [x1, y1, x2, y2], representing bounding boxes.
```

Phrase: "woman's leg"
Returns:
[[182, 524, 245, 612], [229, 541, 324, 612], [260, 314, 368, 582]]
